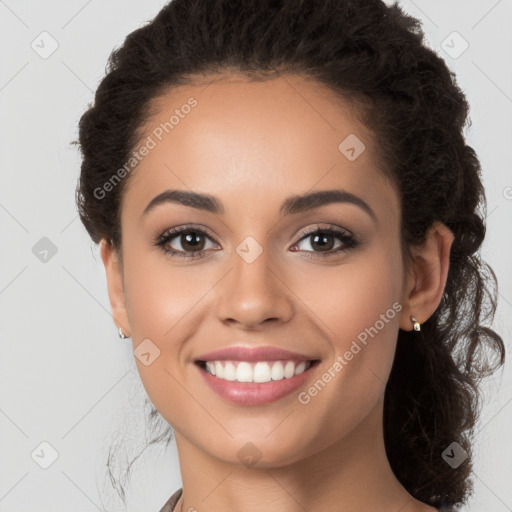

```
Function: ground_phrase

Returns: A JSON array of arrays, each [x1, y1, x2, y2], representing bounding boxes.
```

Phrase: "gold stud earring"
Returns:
[[410, 316, 421, 332]]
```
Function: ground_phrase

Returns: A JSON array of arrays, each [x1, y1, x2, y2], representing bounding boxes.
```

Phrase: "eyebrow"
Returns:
[[142, 189, 376, 221]]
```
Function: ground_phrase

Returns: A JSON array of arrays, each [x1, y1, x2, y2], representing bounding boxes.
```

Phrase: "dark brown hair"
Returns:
[[76, 0, 505, 509]]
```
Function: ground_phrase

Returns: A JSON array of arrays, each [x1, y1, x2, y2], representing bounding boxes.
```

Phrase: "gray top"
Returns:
[[159, 488, 182, 512], [158, 488, 455, 512]]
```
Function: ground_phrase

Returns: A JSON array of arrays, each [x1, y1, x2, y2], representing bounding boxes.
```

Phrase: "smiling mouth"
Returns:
[[195, 359, 320, 383]]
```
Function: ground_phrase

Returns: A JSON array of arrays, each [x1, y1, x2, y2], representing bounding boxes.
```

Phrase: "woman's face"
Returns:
[[106, 74, 412, 467]]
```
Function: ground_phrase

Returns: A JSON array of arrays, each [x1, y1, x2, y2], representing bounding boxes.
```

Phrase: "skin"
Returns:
[[100, 74, 454, 512]]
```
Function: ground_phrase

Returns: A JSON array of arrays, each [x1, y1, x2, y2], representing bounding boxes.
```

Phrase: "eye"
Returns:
[[155, 225, 219, 258], [155, 223, 358, 260], [291, 224, 358, 258]]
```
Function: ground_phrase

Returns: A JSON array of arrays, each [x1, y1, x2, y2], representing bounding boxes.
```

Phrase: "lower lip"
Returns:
[[197, 363, 316, 406]]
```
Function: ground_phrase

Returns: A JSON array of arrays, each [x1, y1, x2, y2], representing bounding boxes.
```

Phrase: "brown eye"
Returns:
[[156, 226, 219, 258], [308, 232, 336, 252], [171, 231, 207, 252], [291, 226, 358, 258]]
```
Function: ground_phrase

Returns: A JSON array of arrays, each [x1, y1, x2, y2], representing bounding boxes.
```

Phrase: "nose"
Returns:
[[214, 244, 294, 330]]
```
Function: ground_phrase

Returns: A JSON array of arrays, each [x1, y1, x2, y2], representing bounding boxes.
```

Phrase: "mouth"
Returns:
[[194, 357, 321, 406], [195, 358, 320, 383]]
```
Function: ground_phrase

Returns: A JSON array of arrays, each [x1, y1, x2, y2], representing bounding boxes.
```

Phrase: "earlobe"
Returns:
[[399, 221, 454, 331], [99, 238, 131, 337]]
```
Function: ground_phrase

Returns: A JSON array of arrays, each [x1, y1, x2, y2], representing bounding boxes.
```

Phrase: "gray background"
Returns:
[[0, 1, 511, 511]]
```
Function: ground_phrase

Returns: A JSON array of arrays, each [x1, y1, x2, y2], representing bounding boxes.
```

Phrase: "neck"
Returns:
[[172, 397, 436, 512]]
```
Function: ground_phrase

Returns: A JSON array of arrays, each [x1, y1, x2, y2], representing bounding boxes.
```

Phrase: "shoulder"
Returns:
[[158, 488, 183, 512]]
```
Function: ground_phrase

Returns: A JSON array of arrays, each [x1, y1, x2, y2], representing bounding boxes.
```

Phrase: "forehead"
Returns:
[[122, 74, 398, 221]]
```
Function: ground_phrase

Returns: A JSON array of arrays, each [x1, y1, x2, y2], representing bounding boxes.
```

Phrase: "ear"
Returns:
[[399, 221, 454, 331], [99, 238, 131, 337]]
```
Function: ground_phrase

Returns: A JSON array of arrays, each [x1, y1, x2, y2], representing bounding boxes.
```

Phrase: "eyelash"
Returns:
[[154, 224, 358, 260]]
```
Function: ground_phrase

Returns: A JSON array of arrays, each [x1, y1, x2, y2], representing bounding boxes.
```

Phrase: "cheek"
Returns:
[[122, 246, 214, 341], [120, 246, 213, 416], [293, 245, 403, 341], [290, 246, 404, 403]]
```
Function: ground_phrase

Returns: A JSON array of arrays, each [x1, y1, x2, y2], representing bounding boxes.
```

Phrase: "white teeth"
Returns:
[[294, 361, 307, 375], [271, 361, 284, 380], [236, 362, 253, 382], [203, 360, 312, 382], [223, 361, 237, 381], [214, 361, 224, 379], [206, 361, 216, 376], [253, 362, 271, 383], [284, 361, 295, 378]]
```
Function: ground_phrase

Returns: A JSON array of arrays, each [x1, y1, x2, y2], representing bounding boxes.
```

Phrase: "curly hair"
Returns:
[[75, 0, 505, 509]]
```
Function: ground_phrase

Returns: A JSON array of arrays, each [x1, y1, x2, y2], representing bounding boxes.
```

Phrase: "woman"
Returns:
[[75, 0, 505, 511]]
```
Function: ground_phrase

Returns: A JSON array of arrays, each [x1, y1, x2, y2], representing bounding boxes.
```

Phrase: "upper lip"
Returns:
[[196, 345, 317, 362]]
